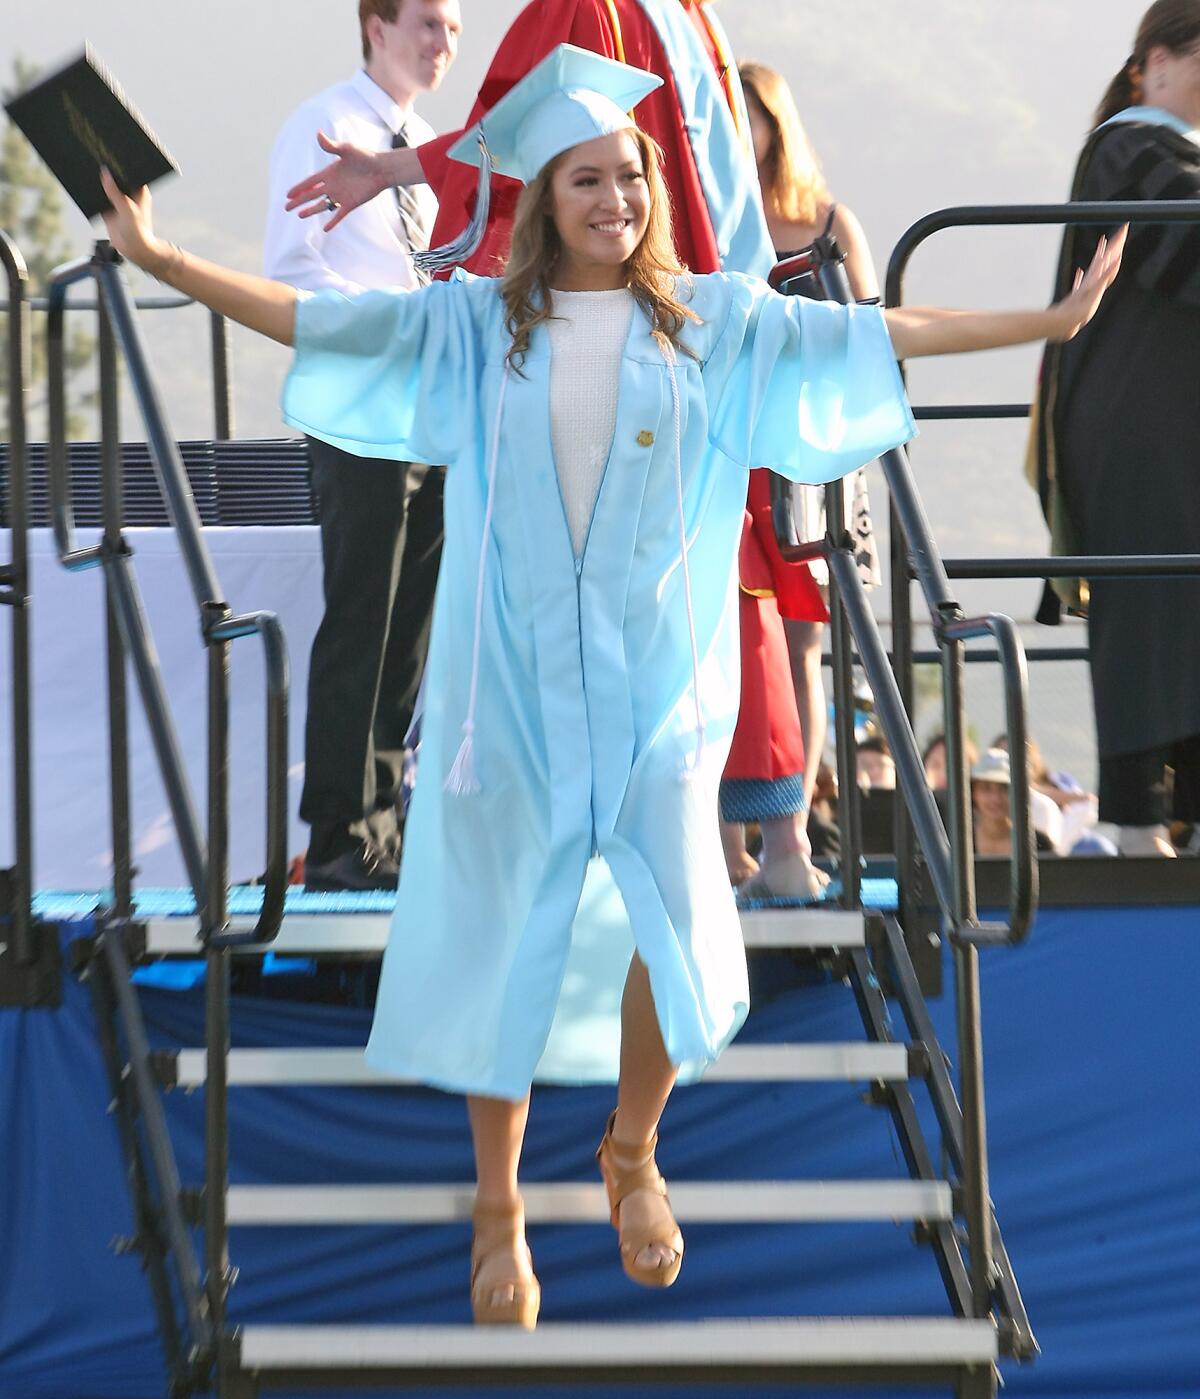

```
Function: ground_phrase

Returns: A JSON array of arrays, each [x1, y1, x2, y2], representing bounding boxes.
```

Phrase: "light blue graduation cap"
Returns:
[[415, 44, 663, 275]]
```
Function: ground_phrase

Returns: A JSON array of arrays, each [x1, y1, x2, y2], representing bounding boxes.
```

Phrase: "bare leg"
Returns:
[[610, 955, 680, 1273], [759, 811, 811, 863], [467, 1093, 537, 1311], [756, 811, 830, 897], [720, 818, 759, 884], [785, 618, 826, 816]]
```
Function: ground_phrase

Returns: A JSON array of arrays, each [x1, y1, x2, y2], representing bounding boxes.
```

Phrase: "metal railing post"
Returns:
[[827, 551, 955, 915], [204, 601, 233, 1336], [940, 626, 976, 932], [210, 311, 233, 441], [97, 251, 135, 921], [0, 232, 34, 964], [825, 479, 862, 909], [955, 941, 993, 1317], [940, 619, 994, 1318], [100, 926, 214, 1371], [205, 939, 232, 1342], [889, 503, 920, 930]]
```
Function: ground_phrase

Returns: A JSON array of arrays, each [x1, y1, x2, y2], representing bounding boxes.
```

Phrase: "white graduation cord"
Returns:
[[661, 341, 706, 778], [445, 364, 511, 796]]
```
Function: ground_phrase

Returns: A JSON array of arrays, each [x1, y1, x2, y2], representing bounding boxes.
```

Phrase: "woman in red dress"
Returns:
[[719, 61, 881, 899]]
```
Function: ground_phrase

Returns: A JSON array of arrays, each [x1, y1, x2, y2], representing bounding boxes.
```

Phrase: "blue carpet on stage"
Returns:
[[1, 905, 1197, 1399]]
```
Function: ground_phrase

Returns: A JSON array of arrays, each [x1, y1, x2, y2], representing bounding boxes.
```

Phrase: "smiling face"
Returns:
[[547, 129, 651, 288]]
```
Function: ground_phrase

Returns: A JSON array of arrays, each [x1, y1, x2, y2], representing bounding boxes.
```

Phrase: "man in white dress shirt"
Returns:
[[264, 0, 461, 891]]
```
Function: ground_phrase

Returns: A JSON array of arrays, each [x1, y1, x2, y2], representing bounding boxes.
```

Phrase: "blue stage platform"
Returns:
[[1, 902, 1197, 1399]]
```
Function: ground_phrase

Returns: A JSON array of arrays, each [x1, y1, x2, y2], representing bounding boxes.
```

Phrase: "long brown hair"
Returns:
[[739, 60, 829, 226], [500, 127, 699, 371], [1094, 0, 1200, 125]]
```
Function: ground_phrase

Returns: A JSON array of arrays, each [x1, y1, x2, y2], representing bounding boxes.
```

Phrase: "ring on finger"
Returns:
[[325, 195, 338, 212]]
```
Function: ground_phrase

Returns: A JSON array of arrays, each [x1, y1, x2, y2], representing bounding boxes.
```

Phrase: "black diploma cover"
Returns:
[[4, 46, 179, 220]]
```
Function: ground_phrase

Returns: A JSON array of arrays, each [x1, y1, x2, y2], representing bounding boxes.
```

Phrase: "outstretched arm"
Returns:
[[284, 132, 424, 232], [100, 170, 298, 346], [884, 227, 1125, 358]]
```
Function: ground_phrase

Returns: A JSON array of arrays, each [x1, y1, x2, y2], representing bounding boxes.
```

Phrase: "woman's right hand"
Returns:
[[284, 131, 391, 231], [99, 167, 167, 274]]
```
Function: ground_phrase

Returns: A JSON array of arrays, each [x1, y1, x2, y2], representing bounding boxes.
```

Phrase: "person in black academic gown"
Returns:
[[1034, 0, 1200, 857]]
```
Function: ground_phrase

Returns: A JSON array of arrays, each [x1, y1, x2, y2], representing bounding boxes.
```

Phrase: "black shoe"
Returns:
[[304, 840, 399, 893]]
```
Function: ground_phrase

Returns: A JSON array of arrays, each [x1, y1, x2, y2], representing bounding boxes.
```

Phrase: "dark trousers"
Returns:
[[1098, 732, 1200, 827], [300, 437, 444, 862]]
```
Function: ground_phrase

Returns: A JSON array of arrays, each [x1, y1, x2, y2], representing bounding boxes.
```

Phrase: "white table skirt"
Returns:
[[0, 527, 324, 890]]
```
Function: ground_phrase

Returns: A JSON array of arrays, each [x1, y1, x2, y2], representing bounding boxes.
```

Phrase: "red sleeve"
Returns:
[[419, 0, 622, 276]]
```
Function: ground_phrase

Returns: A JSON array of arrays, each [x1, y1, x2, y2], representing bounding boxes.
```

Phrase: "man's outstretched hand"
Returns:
[[285, 130, 405, 231]]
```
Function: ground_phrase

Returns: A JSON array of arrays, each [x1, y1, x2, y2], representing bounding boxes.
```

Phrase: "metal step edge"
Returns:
[[174, 1041, 908, 1088], [237, 1318, 998, 1370], [141, 906, 864, 957], [225, 1179, 952, 1225]]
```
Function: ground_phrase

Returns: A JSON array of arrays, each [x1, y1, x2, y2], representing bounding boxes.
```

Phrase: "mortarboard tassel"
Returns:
[[414, 134, 494, 276]]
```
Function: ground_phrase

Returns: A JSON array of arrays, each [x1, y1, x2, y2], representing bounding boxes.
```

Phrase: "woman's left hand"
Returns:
[[1049, 224, 1127, 341]]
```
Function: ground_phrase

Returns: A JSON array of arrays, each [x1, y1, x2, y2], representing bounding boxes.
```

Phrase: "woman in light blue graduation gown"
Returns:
[[100, 41, 1123, 1326], [284, 264, 912, 1097], [279, 49, 923, 1103]]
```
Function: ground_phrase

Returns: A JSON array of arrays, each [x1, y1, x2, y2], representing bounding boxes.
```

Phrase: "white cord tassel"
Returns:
[[445, 365, 510, 795], [414, 135, 494, 276], [443, 719, 478, 796], [661, 343, 706, 780]]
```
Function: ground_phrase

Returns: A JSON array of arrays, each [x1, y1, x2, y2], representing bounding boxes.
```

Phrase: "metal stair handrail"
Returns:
[[0, 285, 238, 442], [44, 242, 288, 950], [890, 203, 1200, 699], [766, 238, 1036, 1334], [884, 199, 1200, 926], [767, 243, 1036, 949]]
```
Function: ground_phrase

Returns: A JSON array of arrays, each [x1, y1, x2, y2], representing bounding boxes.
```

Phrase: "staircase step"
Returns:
[[236, 1318, 998, 1378], [141, 906, 865, 957], [173, 1041, 909, 1088], [225, 1179, 952, 1226]]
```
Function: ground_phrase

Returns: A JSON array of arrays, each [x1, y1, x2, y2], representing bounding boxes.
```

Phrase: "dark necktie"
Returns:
[[391, 127, 430, 285]]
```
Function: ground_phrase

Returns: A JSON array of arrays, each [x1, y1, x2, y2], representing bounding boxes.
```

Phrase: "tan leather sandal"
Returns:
[[595, 1109, 684, 1288], [470, 1199, 540, 1328]]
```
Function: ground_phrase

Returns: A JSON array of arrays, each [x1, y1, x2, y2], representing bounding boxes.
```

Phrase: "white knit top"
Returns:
[[547, 288, 635, 558]]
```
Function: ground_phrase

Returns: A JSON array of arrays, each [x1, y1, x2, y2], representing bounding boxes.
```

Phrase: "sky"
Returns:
[[1, 1, 1140, 778]]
